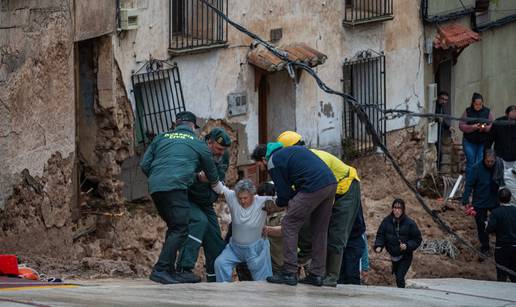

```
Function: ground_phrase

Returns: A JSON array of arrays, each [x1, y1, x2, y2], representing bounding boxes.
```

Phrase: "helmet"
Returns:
[[277, 131, 302, 147]]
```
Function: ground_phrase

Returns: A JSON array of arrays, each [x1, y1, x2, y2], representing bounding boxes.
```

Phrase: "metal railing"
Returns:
[[343, 0, 393, 26], [342, 51, 386, 158], [169, 0, 228, 54], [131, 60, 186, 147]]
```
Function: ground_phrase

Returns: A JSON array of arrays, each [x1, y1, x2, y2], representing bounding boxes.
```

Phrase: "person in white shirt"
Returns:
[[214, 179, 273, 282]]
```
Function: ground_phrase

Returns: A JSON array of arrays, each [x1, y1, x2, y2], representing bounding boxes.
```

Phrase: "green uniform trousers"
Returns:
[[177, 202, 225, 281]]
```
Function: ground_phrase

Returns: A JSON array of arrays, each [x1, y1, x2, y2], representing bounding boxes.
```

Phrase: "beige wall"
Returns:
[[426, 0, 475, 17], [74, 0, 116, 42], [0, 1, 76, 209], [452, 21, 516, 121], [115, 0, 425, 157]]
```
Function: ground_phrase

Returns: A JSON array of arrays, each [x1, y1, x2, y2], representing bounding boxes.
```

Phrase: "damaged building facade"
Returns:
[[0, 0, 425, 269], [420, 0, 516, 176]]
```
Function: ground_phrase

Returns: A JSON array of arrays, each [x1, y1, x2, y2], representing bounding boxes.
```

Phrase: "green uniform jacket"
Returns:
[[140, 125, 219, 194], [188, 150, 229, 206]]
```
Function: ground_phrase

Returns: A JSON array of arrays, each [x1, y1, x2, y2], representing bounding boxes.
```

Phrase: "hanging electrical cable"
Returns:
[[198, 0, 516, 277]]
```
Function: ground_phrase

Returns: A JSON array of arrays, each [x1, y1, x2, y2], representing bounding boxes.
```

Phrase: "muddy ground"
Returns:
[[3, 128, 495, 285]]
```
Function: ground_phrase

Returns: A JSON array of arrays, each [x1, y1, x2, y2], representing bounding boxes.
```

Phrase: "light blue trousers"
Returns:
[[214, 238, 272, 282]]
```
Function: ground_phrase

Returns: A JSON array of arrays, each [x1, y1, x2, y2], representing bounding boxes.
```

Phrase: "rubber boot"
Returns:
[[323, 253, 343, 287]]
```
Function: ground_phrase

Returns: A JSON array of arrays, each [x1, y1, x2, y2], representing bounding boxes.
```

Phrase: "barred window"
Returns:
[[169, 0, 228, 54], [342, 51, 386, 157], [343, 0, 393, 26], [131, 60, 186, 146]]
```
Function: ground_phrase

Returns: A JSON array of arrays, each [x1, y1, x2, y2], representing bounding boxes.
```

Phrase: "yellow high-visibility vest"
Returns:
[[310, 149, 360, 196]]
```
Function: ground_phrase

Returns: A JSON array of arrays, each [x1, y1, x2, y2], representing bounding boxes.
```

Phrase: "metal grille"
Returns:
[[343, 0, 393, 26], [131, 60, 186, 146], [169, 0, 228, 54], [342, 51, 386, 158]]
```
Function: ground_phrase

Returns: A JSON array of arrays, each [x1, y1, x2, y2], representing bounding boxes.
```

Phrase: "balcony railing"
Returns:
[[169, 0, 228, 55], [343, 0, 393, 26]]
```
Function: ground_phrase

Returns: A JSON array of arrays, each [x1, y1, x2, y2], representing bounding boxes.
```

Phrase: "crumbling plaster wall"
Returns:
[[114, 0, 424, 160], [0, 1, 75, 210]]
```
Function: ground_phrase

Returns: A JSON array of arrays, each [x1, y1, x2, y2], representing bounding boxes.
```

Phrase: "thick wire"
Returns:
[[199, 0, 516, 278]]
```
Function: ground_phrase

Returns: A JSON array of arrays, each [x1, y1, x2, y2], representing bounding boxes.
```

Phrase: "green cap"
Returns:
[[176, 111, 200, 128], [208, 127, 231, 147], [266, 142, 283, 160]]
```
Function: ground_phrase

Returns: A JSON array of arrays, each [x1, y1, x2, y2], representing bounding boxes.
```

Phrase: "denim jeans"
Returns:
[[463, 139, 484, 180], [214, 238, 272, 282]]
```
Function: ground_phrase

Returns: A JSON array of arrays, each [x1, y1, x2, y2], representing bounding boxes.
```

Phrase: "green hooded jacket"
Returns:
[[140, 125, 219, 194]]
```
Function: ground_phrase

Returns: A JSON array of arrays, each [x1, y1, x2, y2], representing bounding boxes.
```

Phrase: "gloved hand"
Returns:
[[211, 181, 224, 194], [464, 204, 477, 217]]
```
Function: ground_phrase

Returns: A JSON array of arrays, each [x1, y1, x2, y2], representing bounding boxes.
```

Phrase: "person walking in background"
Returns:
[[374, 199, 422, 288], [435, 91, 451, 169], [487, 105, 516, 165], [462, 149, 504, 255], [486, 188, 516, 282], [459, 93, 494, 180]]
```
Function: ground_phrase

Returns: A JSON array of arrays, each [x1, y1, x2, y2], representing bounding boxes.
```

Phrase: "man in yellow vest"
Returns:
[[277, 131, 364, 287]]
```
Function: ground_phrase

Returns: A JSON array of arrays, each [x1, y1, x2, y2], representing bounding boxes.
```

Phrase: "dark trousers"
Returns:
[[391, 253, 413, 288], [282, 184, 337, 275], [151, 190, 190, 273], [338, 234, 365, 285], [177, 202, 225, 281], [495, 246, 516, 282], [474, 207, 491, 252]]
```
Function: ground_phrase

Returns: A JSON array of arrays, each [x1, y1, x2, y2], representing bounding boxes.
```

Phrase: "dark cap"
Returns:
[[208, 127, 231, 147], [176, 111, 200, 128]]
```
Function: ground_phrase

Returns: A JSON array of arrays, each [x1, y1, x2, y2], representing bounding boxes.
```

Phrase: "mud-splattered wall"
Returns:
[[0, 1, 75, 210], [0, 0, 134, 260]]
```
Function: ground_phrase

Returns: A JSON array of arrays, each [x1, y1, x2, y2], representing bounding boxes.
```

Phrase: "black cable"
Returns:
[[199, 0, 516, 278]]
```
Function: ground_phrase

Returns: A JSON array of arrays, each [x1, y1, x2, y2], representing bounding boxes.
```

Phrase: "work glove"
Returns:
[[211, 181, 224, 194], [464, 204, 477, 217]]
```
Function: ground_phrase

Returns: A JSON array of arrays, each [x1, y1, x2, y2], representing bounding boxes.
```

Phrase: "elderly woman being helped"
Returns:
[[214, 179, 273, 282]]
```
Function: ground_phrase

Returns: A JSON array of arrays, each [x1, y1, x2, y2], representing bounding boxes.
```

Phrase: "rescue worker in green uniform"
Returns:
[[140, 111, 224, 284], [177, 128, 232, 282]]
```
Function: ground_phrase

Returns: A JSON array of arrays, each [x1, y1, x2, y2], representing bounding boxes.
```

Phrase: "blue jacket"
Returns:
[[268, 146, 336, 207], [462, 161, 502, 209]]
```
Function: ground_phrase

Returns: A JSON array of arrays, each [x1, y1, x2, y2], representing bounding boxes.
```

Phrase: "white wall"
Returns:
[[114, 0, 425, 159]]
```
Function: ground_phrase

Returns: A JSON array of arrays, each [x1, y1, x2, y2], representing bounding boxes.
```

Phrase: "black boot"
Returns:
[[149, 270, 180, 284], [266, 271, 298, 286], [299, 273, 324, 287], [174, 269, 201, 283]]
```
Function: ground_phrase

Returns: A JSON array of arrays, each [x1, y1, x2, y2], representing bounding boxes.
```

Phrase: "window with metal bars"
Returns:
[[169, 0, 228, 55], [343, 0, 393, 26], [131, 60, 186, 147], [342, 51, 386, 158]]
